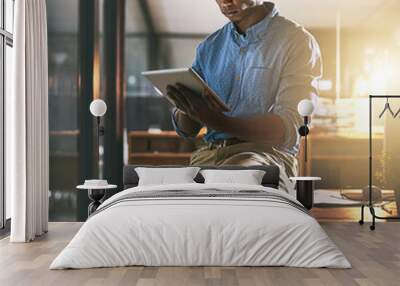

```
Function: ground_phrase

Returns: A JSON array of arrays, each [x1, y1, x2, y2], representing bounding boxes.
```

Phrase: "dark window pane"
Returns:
[[47, 0, 79, 221]]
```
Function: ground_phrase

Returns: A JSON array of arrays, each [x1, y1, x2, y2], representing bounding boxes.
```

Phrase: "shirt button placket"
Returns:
[[237, 46, 246, 81]]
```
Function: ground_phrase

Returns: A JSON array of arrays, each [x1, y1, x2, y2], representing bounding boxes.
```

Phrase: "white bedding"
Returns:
[[50, 183, 351, 269]]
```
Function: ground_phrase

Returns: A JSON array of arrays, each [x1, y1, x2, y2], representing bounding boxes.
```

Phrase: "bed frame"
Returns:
[[123, 165, 280, 190]]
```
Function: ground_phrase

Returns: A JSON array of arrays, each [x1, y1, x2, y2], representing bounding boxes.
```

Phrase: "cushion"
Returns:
[[200, 169, 266, 185], [123, 165, 280, 189], [135, 167, 201, 186]]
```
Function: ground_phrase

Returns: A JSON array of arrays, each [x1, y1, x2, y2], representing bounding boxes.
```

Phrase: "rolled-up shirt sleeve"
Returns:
[[272, 31, 322, 152], [171, 108, 196, 139]]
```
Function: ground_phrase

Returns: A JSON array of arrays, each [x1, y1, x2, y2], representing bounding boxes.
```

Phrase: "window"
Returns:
[[47, 0, 80, 221], [1, 0, 14, 230]]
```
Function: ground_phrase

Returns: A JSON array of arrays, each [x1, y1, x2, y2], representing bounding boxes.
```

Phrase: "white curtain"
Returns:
[[7, 0, 49, 242]]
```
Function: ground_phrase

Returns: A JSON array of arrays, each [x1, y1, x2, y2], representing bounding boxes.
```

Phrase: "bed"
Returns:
[[50, 165, 350, 269]]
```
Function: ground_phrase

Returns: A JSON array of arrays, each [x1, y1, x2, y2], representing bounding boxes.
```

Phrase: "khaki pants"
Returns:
[[190, 142, 298, 195]]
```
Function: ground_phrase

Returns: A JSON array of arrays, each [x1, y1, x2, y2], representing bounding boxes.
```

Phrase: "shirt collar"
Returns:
[[230, 2, 279, 44]]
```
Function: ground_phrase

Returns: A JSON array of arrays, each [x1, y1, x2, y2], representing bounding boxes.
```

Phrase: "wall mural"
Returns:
[[47, 0, 400, 222]]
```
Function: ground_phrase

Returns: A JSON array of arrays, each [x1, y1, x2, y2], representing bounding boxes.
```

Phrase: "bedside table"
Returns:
[[290, 177, 321, 210], [76, 184, 117, 216]]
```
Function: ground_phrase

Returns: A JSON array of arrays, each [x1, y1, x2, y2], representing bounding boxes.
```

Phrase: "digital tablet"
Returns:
[[142, 68, 230, 112]]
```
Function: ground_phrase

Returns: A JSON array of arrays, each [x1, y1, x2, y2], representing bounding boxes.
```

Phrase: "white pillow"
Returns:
[[135, 167, 200, 186], [200, 169, 266, 185]]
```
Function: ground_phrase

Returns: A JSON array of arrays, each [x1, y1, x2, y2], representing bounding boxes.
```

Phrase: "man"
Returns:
[[167, 0, 322, 194]]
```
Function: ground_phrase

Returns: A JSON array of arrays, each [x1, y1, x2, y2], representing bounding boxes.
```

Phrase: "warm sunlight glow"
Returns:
[[318, 79, 333, 91], [354, 76, 369, 97], [353, 98, 369, 134], [336, 98, 384, 135], [355, 49, 398, 96]]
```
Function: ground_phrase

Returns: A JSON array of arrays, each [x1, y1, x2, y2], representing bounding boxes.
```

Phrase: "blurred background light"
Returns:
[[318, 79, 333, 91]]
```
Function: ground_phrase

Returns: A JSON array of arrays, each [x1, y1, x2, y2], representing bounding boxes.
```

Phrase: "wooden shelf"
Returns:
[[309, 132, 384, 140], [49, 130, 79, 137], [313, 155, 382, 161], [129, 152, 192, 159], [128, 131, 183, 139], [128, 131, 196, 165], [129, 152, 192, 165]]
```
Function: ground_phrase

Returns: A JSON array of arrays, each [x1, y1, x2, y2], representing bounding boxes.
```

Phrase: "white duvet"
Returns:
[[50, 183, 351, 269]]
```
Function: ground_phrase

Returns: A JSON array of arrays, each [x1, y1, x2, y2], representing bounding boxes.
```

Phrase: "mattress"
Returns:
[[50, 183, 351, 269]]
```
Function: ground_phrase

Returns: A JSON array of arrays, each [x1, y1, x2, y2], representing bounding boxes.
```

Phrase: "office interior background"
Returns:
[[3, 0, 400, 222]]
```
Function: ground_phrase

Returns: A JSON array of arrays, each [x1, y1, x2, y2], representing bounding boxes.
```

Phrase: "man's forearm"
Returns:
[[173, 109, 203, 138], [206, 112, 286, 144]]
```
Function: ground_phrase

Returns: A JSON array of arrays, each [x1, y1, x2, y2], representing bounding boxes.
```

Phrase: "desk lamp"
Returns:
[[289, 99, 321, 210], [297, 99, 314, 167], [90, 99, 107, 177]]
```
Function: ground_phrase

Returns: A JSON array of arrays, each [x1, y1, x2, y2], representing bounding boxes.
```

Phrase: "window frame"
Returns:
[[1, 0, 14, 231]]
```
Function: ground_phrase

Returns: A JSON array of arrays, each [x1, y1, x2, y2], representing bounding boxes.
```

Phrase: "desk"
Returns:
[[128, 131, 202, 165], [304, 132, 384, 189]]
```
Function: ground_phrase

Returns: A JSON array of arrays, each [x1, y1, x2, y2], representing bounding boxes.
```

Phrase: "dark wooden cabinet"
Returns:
[[307, 133, 384, 189], [128, 131, 202, 165]]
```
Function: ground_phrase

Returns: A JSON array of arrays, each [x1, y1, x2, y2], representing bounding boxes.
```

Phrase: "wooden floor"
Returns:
[[0, 222, 399, 286]]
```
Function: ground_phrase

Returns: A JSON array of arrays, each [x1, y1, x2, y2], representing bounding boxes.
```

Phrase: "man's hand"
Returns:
[[166, 84, 199, 122], [167, 83, 286, 144], [166, 83, 225, 126]]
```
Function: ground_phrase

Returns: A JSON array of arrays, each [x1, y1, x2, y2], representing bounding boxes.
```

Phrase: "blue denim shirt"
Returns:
[[172, 3, 322, 154]]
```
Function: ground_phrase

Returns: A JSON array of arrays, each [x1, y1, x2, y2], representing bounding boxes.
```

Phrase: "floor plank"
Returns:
[[0, 222, 399, 286]]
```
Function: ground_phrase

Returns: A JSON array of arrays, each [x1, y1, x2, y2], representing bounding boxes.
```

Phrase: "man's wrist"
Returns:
[[179, 108, 204, 124], [202, 111, 229, 131], [175, 108, 194, 122], [173, 108, 202, 133]]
